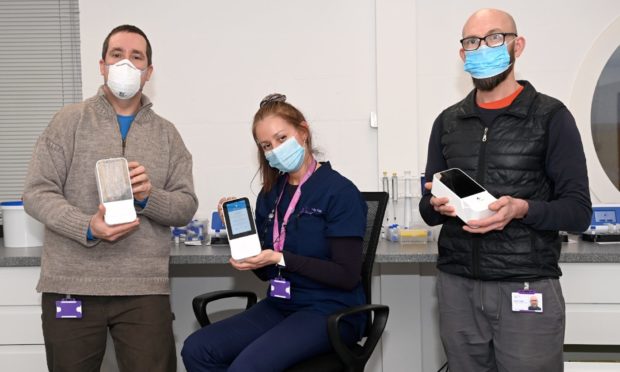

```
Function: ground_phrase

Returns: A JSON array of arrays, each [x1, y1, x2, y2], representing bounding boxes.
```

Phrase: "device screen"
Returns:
[[223, 198, 257, 238], [594, 210, 617, 224], [96, 158, 133, 203], [438, 169, 485, 198]]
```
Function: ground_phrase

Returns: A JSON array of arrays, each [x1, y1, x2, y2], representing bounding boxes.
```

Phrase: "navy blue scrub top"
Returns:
[[255, 161, 368, 316]]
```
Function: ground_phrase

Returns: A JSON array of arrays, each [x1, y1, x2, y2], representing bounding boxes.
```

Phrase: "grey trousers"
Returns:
[[437, 271, 565, 372]]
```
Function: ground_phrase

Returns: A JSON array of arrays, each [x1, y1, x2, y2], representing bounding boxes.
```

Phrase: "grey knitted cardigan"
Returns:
[[23, 88, 198, 296]]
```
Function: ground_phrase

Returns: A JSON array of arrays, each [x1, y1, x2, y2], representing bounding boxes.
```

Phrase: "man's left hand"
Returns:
[[463, 196, 529, 234], [128, 161, 152, 202]]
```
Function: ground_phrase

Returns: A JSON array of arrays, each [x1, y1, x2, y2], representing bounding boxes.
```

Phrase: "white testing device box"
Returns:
[[432, 168, 497, 223]]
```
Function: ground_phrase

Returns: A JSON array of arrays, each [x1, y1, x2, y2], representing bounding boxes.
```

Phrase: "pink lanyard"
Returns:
[[272, 158, 317, 252]]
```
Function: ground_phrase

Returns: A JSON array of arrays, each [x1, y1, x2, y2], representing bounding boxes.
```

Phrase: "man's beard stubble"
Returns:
[[471, 46, 516, 92], [472, 64, 514, 91]]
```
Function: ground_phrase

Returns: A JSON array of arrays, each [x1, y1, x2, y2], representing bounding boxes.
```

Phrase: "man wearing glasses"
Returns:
[[420, 8, 591, 372]]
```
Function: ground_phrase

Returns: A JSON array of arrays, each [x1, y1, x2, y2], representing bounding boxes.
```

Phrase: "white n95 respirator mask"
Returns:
[[106, 59, 144, 100]]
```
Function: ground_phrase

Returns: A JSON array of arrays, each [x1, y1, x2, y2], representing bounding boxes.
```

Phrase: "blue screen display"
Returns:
[[594, 210, 617, 224], [226, 200, 252, 235]]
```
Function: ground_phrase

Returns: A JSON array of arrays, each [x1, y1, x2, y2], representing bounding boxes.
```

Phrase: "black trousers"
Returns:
[[41, 293, 176, 372]]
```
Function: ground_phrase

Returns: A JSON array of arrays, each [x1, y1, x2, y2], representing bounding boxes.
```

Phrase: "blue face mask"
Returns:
[[463, 43, 511, 79], [265, 137, 305, 173]]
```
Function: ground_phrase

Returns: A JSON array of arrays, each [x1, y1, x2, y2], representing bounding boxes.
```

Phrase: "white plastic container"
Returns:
[[1, 201, 45, 247]]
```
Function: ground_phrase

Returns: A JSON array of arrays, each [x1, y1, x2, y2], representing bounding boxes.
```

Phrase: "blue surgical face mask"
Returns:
[[264, 137, 305, 173], [463, 43, 512, 79]]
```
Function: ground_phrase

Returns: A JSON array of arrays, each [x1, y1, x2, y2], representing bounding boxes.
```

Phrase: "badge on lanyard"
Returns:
[[56, 295, 83, 319], [270, 277, 291, 299], [511, 282, 543, 313], [269, 158, 317, 301]]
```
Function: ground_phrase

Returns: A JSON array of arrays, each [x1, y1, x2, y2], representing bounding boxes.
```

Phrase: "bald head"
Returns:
[[462, 8, 517, 38]]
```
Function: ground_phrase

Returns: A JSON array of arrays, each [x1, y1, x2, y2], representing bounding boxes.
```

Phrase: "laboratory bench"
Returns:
[[2, 237, 620, 371], [4, 236, 620, 267]]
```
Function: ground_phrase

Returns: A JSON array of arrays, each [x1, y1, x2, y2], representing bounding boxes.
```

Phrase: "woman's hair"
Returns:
[[252, 94, 315, 192]]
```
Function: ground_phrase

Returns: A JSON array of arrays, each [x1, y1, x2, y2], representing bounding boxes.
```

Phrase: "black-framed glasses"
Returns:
[[460, 32, 517, 51]]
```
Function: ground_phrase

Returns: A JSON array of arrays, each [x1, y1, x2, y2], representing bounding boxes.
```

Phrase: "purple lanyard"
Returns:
[[272, 158, 317, 252]]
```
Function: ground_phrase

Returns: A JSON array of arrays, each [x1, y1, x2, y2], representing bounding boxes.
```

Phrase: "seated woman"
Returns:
[[181, 94, 367, 372]]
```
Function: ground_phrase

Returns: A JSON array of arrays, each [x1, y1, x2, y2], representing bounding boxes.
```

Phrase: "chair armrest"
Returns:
[[327, 304, 390, 369], [192, 290, 258, 327]]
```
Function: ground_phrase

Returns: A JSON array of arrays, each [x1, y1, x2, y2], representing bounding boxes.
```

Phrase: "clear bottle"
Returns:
[[382, 171, 390, 195], [381, 171, 390, 238], [403, 171, 413, 229], [391, 172, 399, 226]]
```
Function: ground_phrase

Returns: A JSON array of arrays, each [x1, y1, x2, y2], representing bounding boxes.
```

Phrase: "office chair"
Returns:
[[191, 191, 390, 372]]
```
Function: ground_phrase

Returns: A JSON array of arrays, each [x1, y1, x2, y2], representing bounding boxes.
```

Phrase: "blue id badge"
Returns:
[[270, 278, 291, 299], [56, 298, 83, 319]]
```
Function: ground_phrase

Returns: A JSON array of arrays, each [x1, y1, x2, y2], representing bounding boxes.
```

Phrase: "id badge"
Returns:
[[270, 278, 291, 299], [56, 298, 83, 319], [511, 290, 543, 313]]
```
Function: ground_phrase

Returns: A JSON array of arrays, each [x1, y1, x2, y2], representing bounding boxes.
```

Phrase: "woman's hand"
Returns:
[[216, 196, 237, 225], [229, 249, 282, 271]]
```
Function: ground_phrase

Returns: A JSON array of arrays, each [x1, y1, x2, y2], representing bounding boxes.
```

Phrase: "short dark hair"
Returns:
[[101, 25, 152, 66]]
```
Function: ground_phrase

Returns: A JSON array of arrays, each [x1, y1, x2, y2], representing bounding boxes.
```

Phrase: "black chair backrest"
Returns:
[[360, 192, 389, 336]]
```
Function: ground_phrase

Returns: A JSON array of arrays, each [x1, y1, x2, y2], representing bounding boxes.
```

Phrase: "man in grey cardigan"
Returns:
[[23, 25, 198, 372]]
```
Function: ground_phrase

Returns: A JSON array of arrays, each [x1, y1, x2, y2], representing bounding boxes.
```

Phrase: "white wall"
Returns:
[[405, 0, 620, 203], [73, 1, 620, 371], [79, 0, 378, 218], [79, 0, 620, 212]]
